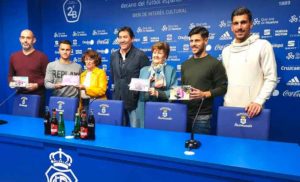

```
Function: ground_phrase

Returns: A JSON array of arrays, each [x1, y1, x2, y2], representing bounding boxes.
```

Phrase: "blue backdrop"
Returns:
[[1, 0, 299, 143]]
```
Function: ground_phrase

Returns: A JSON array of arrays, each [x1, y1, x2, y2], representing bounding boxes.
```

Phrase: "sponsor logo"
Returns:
[[82, 39, 94, 45], [289, 15, 299, 23], [272, 44, 283, 48], [63, 0, 81, 23], [253, 18, 261, 25], [219, 31, 232, 40], [45, 148, 78, 182], [110, 48, 118, 53], [102, 64, 107, 71], [274, 29, 288, 36], [158, 107, 172, 120], [134, 38, 141, 43], [298, 26, 300, 34], [189, 22, 211, 30], [214, 44, 230, 51], [170, 46, 176, 51], [75, 49, 82, 55], [264, 29, 271, 36], [288, 40, 295, 47], [283, 90, 300, 97], [54, 50, 59, 55], [166, 34, 173, 42], [96, 39, 110, 45], [72, 39, 78, 46], [168, 55, 180, 62], [136, 26, 155, 33], [272, 90, 280, 97], [150, 36, 159, 42], [290, 52, 300, 59], [217, 54, 222, 61], [281, 66, 300, 71], [206, 44, 212, 51], [183, 44, 189, 51], [209, 33, 215, 40], [177, 35, 189, 41], [96, 49, 109, 54], [54, 40, 59, 47], [72, 31, 87, 37], [53, 32, 68, 38], [161, 24, 182, 31], [112, 38, 119, 45], [177, 65, 181, 71], [92, 29, 108, 36], [286, 76, 300, 86], [73, 57, 80, 63], [219, 20, 231, 28]]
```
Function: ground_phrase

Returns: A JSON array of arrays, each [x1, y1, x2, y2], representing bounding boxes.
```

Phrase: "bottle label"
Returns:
[[80, 127, 88, 138], [51, 124, 58, 135]]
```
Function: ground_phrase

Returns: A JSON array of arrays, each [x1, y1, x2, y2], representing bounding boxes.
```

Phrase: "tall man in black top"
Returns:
[[110, 26, 149, 127], [181, 26, 227, 134]]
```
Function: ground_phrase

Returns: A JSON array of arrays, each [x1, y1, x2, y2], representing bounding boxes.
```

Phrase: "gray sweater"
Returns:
[[45, 60, 82, 97]]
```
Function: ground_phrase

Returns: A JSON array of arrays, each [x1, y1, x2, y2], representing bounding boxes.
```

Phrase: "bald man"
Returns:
[[8, 29, 49, 116]]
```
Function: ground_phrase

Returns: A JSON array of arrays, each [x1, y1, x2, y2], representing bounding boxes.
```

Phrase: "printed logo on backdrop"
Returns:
[[286, 76, 300, 86], [283, 90, 300, 98], [161, 24, 182, 32], [219, 20, 231, 28], [54, 32, 68, 38], [158, 107, 172, 120], [281, 66, 300, 71], [98, 104, 109, 116], [136, 26, 155, 33], [92, 29, 108, 36], [289, 15, 300, 23], [19, 97, 28, 107], [234, 113, 252, 128], [189, 22, 211, 30], [253, 17, 278, 25], [219, 31, 232, 40], [285, 40, 296, 50], [45, 148, 78, 182], [286, 52, 300, 60], [63, 0, 81, 23], [56, 101, 65, 112]]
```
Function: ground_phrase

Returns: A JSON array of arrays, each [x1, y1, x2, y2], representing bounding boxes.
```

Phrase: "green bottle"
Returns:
[[58, 111, 65, 137], [73, 113, 81, 138]]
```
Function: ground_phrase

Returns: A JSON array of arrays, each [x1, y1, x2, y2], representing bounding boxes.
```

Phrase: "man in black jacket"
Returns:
[[110, 26, 149, 127]]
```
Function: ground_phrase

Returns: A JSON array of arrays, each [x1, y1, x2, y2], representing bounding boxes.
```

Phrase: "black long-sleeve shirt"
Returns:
[[181, 55, 227, 116]]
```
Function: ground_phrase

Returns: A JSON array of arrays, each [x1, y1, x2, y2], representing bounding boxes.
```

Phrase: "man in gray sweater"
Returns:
[[45, 40, 82, 97]]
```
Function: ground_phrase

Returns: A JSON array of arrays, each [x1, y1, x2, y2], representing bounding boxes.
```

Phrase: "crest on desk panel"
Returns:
[[45, 148, 78, 182], [97, 104, 109, 116], [158, 107, 172, 120], [56, 101, 65, 111], [19, 97, 28, 107], [234, 113, 253, 128]]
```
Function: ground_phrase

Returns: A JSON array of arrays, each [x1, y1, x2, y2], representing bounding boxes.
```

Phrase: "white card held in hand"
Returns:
[[61, 75, 80, 86], [129, 78, 150, 92], [10, 76, 29, 87]]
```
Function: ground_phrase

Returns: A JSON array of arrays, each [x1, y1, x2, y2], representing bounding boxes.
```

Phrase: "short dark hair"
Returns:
[[59, 40, 72, 46], [151, 42, 170, 59], [118, 26, 135, 38], [231, 7, 252, 22], [188, 26, 209, 39], [81, 49, 101, 66]]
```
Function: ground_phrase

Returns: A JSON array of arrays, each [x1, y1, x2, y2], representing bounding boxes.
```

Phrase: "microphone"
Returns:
[[185, 98, 204, 150], [0, 90, 18, 125], [0, 90, 18, 107]]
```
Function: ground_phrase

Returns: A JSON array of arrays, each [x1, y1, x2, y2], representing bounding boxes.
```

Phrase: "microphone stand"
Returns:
[[185, 98, 204, 150]]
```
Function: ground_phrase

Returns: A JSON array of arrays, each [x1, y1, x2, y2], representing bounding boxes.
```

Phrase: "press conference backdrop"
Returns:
[[1, 0, 299, 143]]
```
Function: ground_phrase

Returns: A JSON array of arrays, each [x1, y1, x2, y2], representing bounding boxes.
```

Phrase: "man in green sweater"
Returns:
[[181, 26, 227, 134]]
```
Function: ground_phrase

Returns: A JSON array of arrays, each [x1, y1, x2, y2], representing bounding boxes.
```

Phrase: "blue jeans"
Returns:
[[123, 109, 139, 128], [188, 114, 212, 134]]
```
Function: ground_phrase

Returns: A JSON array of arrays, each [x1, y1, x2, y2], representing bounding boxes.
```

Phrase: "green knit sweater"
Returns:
[[181, 55, 227, 116]]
